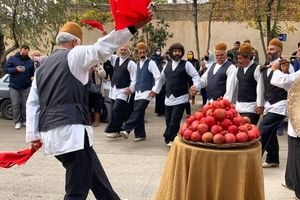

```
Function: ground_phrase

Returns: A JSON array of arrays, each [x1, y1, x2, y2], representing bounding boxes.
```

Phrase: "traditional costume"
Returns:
[[161, 43, 201, 146], [199, 42, 237, 102], [258, 38, 294, 167], [235, 43, 261, 125], [120, 42, 163, 141]]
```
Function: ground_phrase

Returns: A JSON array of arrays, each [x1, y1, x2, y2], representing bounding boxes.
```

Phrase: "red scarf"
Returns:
[[110, 0, 151, 30], [0, 143, 42, 168]]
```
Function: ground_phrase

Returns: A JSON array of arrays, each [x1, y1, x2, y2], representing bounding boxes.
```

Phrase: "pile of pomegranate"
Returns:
[[179, 98, 260, 144]]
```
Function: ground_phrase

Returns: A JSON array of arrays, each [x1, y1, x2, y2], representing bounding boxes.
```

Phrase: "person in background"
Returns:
[[4, 45, 35, 129], [244, 39, 260, 64], [186, 50, 200, 108], [292, 47, 300, 72], [88, 63, 106, 127], [31, 50, 47, 69], [150, 47, 165, 116], [290, 42, 300, 65], [227, 41, 241, 66]]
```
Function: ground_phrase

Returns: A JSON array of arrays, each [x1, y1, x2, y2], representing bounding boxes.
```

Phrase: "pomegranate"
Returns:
[[202, 132, 214, 143], [227, 125, 239, 135], [224, 133, 237, 143], [211, 125, 223, 135], [197, 123, 209, 134], [191, 132, 202, 142], [206, 116, 216, 128], [213, 134, 225, 144], [236, 132, 249, 143], [213, 108, 226, 121], [183, 129, 193, 140]]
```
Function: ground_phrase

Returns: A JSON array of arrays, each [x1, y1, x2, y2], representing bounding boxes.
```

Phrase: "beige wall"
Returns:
[[82, 20, 300, 64]]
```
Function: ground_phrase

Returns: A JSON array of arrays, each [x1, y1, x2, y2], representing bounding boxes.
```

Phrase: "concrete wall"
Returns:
[[82, 20, 300, 64]]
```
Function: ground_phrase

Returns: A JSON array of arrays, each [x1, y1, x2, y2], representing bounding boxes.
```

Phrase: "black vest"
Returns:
[[262, 69, 287, 104], [206, 61, 232, 100], [237, 63, 257, 102], [111, 57, 131, 88], [36, 49, 89, 132], [164, 60, 189, 98], [135, 59, 154, 92]]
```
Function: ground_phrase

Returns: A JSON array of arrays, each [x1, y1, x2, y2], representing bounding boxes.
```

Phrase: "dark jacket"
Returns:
[[4, 52, 34, 90]]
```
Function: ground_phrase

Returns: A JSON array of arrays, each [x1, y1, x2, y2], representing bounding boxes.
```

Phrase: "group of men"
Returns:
[[2, 12, 300, 199]]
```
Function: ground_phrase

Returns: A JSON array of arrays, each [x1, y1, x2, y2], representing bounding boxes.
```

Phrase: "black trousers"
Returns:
[[155, 85, 165, 115], [163, 103, 186, 144], [105, 99, 129, 133], [122, 99, 150, 138], [240, 112, 260, 125], [259, 112, 285, 164], [55, 133, 120, 200], [285, 136, 300, 199]]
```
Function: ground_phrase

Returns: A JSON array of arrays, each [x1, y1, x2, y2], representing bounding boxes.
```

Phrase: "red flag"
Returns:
[[81, 20, 106, 32], [0, 143, 42, 168], [109, 0, 151, 30]]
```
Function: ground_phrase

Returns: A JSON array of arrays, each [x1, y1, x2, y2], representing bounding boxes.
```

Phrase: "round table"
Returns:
[[156, 137, 265, 200]]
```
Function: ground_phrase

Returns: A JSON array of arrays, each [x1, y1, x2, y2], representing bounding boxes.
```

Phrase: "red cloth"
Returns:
[[81, 20, 106, 32], [0, 144, 41, 168], [109, 0, 151, 30]]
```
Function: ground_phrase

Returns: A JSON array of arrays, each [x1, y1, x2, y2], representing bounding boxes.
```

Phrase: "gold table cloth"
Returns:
[[156, 137, 265, 200]]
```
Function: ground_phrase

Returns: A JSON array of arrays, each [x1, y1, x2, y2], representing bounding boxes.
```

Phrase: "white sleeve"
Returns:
[[185, 61, 201, 91], [67, 28, 133, 85], [271, 69, 300, 91], [26, 78, 41, 142], [256, 72, 265, 107], [148, 60, 163, 93], [224, 64, 238, 102], [128, 60, 137, 92], [200, 69, 208, 88]]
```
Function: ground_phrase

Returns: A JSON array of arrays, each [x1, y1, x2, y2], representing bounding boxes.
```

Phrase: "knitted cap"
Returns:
[[239, 43, 253, 55], [60, 22, 82, 42], [136, 42, 147, 50], [269, 38, 283, 50], [215, 42, 227, 51]]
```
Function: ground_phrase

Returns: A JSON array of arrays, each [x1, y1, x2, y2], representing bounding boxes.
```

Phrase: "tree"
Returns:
[[209, 0, 300, 60], [131, 18, 173, 58], [0, 0, 69, 73], [184, 0, 209, 60], [0, 0, 113, 73]]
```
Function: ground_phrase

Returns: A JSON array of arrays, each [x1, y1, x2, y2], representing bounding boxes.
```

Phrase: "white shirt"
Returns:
[[235, 60, 262, 113], [199, 60, 237, 102], [134, 58, 163, 101], [108, 55, 137, 101], [161, 60, 201, 106], [26, 28, 134, 156], [270, 69, 300, 137], [257, 57, 294, 116]]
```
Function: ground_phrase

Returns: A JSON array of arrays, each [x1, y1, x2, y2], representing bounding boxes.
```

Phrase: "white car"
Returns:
[[0, 74, 12, 120]]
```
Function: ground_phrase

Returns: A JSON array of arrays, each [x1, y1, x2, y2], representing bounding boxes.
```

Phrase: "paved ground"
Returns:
[[0, 101, 296, 200]]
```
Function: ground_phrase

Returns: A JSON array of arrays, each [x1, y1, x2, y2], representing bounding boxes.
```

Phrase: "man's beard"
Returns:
[[267, 53, 279, 62], [140, 56, 146, 59], [172, 55, 181, 61]]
